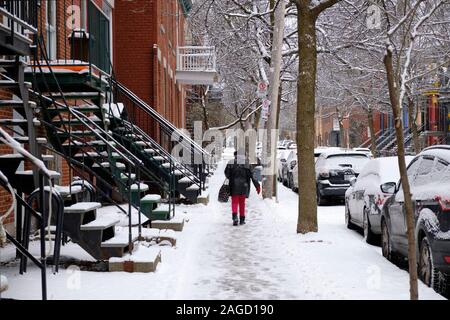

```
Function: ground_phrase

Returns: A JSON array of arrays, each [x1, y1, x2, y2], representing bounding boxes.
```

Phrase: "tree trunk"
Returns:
[[384, 49, 419, 300], [368, 109, 377, 157], [273, 85, 283, 199], [339, 118, 345, 148], [262, 0, 285, 199], [408, 97, 420, 154], [296, 8, 318, 233]]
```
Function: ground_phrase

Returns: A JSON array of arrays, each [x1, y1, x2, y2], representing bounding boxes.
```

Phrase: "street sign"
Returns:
[[261, 99, 271, 121], [257, 81, 269, 98]]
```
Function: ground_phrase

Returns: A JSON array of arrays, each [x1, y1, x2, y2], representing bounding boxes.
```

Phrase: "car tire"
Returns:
[[345, 202, 357, 229], [317, 188, 327, 206], [381, 219, 392, 261], [363, 207, 379, 245], [419, 237, 450, 296], [288, 173, 293, 189]]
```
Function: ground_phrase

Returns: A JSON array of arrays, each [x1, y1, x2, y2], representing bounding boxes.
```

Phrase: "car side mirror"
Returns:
[[380, 182, 396, 194], [350, 177, 357, 187]]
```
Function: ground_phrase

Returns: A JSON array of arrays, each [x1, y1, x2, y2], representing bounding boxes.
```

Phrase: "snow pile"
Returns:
[[355, 156, 414, 195], [417, 209, 450, 240], [109, 245, 161, 263], [0, 275, 8, 293], [319, 154, 370, 173], [97, 204, 149, 226], [0, 160, 445, 300]]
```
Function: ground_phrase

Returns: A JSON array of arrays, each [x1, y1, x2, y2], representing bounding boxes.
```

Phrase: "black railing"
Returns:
[[29, 34, 151, 252], [0, 128, 51, 300], [0, 0, 38, 36], [111, 79, 212, 191]]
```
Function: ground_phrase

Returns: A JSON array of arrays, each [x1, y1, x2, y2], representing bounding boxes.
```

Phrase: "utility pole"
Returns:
[[262, 0, 286, 199]]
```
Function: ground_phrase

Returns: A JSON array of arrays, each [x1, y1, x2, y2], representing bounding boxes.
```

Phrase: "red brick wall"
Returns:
[[113, 0, 187, 141]]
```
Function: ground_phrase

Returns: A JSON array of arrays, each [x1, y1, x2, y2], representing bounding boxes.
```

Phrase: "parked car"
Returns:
[[345, 156, 413, 244], [315, 147, 342, 162], [279, 139, 293, 149], [277, 149, 291, 181], [291, 147, 344, 193], [281, 149, 297, 188], [353, 147, 374, 158], [381, 146, 450, 296], [292, 161, 299, 192], [315, 150, 371, 205]]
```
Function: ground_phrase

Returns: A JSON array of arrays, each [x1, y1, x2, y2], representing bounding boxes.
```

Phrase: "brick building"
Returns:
[[0, 0, 115, 232], [0, 0, 213, 236], [113, 0, 189, 141]]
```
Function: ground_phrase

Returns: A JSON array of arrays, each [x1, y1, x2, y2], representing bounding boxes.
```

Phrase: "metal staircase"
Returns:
[[111, 79, 212, 202], [1, 1, 213, 301]]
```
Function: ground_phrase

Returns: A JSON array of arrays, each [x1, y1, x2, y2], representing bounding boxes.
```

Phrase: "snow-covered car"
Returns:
[[281, 149, 297, 188], [381, 146, 450, 296], [353, 147, 374, 158], [277, 149, 291, 181], [315, 150, 371, 205], [292, 161, 299, 192], [314, 147, 342, 162], [345, 156, 414, 244]]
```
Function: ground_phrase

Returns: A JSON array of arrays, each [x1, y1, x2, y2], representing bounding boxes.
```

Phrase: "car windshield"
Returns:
[[325, 154, 369, 172]]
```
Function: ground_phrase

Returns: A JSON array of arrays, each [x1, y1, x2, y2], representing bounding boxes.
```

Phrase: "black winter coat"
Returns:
[[224, 158, 260, 196]]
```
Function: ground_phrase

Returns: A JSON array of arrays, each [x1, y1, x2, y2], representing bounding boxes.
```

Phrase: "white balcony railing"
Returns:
[[176, 46, 217, 85], [177, 46, 216, 72]]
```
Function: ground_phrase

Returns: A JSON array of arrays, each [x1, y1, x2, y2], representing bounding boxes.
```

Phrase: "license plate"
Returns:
[[344, 174, 354, 181]]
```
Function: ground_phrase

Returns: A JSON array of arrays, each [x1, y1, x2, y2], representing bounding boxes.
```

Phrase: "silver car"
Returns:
[[344, 156, 413, 244]]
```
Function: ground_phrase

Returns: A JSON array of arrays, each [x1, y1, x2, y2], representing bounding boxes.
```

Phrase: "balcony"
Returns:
[[0, 0, 38, 56], [176, 46, 218, 85]]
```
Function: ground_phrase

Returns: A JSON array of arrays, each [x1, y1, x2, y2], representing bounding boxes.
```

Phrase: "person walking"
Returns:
[[224, 151, 261, 226]]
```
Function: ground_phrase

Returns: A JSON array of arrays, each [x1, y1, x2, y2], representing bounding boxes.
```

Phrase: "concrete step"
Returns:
[[64, 202, 102, 214], [109, 247, 161, 273], [80, 216, 120, 231], [151, 216, 184, 232]]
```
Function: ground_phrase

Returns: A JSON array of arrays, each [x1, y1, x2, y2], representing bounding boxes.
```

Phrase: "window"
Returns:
[[46, 0, 57, 60], [413, 156, 434, 187], [323, 154, 370, 172], [432, 158, 450, 182], [407, 158, 420, 182]]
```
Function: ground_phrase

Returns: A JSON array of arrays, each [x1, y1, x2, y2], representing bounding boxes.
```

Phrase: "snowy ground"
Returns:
[[0, 158, 446, 300]]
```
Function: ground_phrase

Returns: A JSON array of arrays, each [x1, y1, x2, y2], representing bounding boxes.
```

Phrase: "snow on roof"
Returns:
[[359, 156, 414, 183], [322, 150, 370, 158], [420, 146, 450, 163]]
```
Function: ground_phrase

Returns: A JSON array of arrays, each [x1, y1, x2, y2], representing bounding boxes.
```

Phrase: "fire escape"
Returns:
[[0, 0, 213, 300]]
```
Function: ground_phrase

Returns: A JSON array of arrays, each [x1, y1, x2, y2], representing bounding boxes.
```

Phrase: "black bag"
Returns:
[[218, 179, 230, 202]]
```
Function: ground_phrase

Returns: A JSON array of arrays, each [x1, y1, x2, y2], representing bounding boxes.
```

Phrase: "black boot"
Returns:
[[232, 213, 238, 226], [239, 216, 246, 225]]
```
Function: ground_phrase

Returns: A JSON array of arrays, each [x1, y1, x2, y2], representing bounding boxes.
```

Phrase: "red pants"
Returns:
[[231, 195, 246, 217]]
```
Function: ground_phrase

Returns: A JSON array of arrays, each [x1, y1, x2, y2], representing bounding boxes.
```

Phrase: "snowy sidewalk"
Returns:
[[0, 160, 445, 300], [170, 161, 444, 300]]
